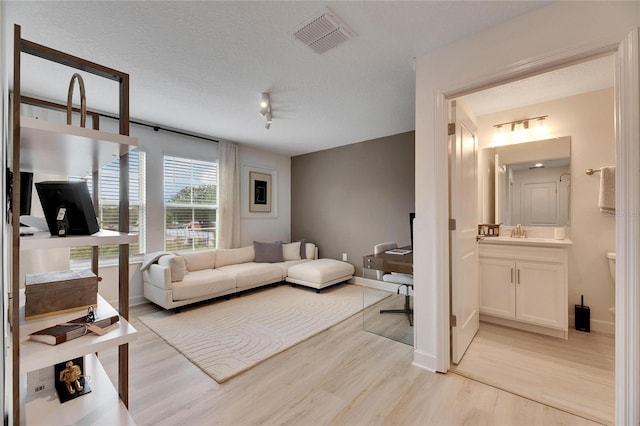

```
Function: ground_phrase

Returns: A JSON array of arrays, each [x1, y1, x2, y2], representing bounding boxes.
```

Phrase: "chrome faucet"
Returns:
[[511, 224, 527, 238]]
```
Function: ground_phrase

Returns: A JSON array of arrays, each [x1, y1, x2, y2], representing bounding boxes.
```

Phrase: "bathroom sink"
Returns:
[[478, 236, 574, 247]]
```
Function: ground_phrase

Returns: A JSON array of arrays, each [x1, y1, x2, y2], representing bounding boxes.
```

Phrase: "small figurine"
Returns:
[[86, 306, 95, 324], [59, 360, 83, 395]]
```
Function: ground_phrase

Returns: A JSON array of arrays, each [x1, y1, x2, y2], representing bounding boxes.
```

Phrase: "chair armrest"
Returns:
[[143, 263, 172, 290]]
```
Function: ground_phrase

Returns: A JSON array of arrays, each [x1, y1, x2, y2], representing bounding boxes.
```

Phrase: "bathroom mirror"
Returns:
[[481, 136, 571, 227]]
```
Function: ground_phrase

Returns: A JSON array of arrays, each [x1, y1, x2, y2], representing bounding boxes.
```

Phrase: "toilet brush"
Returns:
[[575, 294, 590, 332]]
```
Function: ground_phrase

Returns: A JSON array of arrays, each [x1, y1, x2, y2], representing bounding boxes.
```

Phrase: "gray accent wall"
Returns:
[[292, 131, 414, 276]]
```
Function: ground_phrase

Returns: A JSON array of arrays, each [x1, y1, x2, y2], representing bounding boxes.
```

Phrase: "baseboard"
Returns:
[[352, 276, 399, 293], [480, 314, 567, 339], [130, 295, 148, 307], [412, 349, 438, 372], [568, 314, 615, 335]]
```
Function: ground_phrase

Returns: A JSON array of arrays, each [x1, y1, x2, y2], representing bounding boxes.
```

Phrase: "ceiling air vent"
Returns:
[[293, 8, 356, 55]]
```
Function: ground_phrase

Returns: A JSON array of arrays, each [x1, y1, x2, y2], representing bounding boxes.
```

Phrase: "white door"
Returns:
[[449, 100, 479, 364], [522, 182, 558, 225]]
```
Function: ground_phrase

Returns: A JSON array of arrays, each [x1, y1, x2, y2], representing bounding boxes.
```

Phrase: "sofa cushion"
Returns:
[[273, 259, 311, 276], [217, 262, 283, 289], [181, 250, 216, 272], [253, 241, 284, 263], [282, 242, 302, 261], [172, 269, 236, 301], [304, 243, 317, 259], [287, 259, 354, 285], [215, 246, 255, 268], [158, 254, 187, 282]]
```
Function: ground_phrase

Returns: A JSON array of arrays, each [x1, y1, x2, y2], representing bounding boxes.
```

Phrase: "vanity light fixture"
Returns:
[[259, 92, 272, 129], [492, 115, 548, 144], [493, 115, 547, 132]]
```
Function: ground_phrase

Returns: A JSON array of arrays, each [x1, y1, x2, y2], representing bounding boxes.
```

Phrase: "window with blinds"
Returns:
[[70, 150, 146, 261], [163, 156, 217, 252]]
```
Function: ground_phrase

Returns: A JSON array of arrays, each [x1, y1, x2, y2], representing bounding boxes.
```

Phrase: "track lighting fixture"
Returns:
[[259, 92, 272, 129], [492, 115, 548, 145], [493, 115, 547, 132]]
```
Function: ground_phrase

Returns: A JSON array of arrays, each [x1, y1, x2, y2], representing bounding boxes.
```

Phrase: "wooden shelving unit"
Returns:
[[10, 24, 138, 425], [19, 292, 137, 374], [21, 354, 135, 425], [19, 116, 137, 177], [20, 230, 138, 251]]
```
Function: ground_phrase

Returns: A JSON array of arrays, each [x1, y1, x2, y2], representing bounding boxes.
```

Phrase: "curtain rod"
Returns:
[[17, 93, 220, 144], [97, 112, 220, 144]]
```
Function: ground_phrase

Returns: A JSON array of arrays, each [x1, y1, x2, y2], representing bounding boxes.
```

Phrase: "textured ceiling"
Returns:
[[463, 55, 614, 116], [4, 1, 607, 157]]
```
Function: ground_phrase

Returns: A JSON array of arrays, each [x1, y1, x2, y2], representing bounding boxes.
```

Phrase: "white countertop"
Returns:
[[478, 236, 574, 247]]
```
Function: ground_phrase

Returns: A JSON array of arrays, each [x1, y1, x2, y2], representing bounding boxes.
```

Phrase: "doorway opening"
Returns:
[[448, 54, 616, 424]]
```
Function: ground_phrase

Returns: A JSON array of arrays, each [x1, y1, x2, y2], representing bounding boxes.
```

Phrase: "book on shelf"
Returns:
[[385, 248, 412, 255], [29, 314, 119, 346]]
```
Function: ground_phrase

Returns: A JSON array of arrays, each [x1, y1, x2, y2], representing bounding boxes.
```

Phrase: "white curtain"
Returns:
[[217, 142, 240, 248]]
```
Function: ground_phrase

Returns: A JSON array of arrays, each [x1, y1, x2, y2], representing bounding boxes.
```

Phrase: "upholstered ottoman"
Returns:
[[286, 258, 354, 291]]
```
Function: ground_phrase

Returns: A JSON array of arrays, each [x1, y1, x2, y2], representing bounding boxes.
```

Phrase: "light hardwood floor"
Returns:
[[451, 322, 614, 425], [100, 288, 603, 425]]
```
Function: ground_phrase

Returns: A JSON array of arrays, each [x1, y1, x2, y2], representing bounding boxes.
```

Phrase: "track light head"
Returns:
[[259, 92, 272, 129], [259, 93, 271, 116]]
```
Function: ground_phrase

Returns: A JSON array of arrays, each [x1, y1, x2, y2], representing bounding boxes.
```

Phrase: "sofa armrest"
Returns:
[[143, 263, 172, 291]]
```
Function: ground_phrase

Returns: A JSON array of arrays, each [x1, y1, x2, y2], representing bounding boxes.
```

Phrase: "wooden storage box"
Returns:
[[25, 269, 98, 320]]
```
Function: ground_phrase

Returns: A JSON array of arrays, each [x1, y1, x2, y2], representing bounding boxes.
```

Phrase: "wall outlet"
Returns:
[[342, 253, 348, 261]]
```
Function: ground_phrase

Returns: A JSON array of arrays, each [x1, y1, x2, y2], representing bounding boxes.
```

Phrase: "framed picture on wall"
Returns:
[[249, 171, 272, 212]]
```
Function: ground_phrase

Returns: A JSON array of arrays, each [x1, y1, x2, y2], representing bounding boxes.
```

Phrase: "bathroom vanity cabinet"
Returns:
[[479, 242, 569, 338]]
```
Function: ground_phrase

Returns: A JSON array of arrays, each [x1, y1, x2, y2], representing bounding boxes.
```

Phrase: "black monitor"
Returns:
[[35, 181, 99, 236], [20, 172, 33, 216], [409, 212, 415, 249]]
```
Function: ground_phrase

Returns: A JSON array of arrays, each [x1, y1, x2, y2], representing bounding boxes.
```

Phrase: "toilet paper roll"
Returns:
[[554, 227, 565, 240]]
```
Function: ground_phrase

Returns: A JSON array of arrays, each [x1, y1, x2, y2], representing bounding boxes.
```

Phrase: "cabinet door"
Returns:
[[479, 258, 516, 319], [516, 261, 566, 329]]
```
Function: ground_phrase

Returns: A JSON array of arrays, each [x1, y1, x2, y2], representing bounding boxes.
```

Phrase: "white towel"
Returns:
[[141, 251, 172, 271], [598, 166, 615, 216]]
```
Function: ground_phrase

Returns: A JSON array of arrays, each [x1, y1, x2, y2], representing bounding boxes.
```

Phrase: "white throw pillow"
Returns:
[[158, 255, 187, 282], [304, 243, 317, 259], [282, 242, 302, 261]]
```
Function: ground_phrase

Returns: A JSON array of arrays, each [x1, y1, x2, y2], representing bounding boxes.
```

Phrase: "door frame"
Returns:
[[429, 29, 638, 422]]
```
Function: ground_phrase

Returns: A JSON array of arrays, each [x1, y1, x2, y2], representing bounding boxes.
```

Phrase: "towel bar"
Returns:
[[585, 168, 602, 175]]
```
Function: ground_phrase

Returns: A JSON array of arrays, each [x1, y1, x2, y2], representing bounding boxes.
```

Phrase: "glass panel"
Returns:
[[363, 285, 414, 346], [361, 249, 414, 346]]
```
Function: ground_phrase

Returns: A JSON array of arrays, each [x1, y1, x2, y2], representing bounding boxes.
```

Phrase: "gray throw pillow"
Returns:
[[295, 239, 306, 258], [253, 240, 284, 263]]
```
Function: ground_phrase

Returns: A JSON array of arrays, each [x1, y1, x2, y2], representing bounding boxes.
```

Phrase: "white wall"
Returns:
[[476, 89, 615, 332], [238, 146, 291, 246], [414, 2, 639, 372]]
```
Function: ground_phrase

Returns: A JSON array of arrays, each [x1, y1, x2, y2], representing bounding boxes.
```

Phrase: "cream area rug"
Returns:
[[139, 284, 389, 383]]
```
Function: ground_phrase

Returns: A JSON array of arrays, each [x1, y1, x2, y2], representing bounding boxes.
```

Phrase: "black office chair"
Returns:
[[374, 242, 414, 326]]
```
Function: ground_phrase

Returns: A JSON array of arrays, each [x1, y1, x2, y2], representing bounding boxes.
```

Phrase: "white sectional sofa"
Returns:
[[142, 241, 355, 309]]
